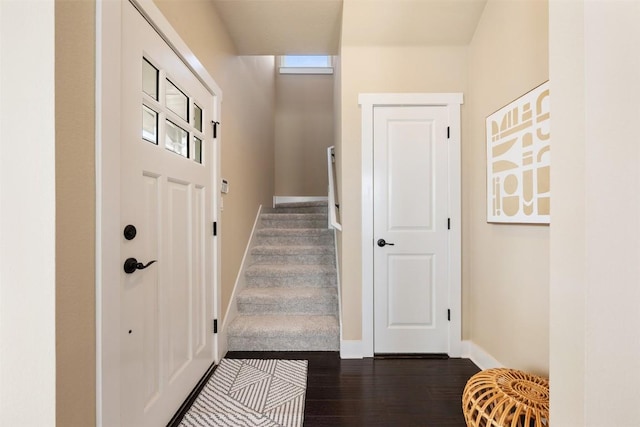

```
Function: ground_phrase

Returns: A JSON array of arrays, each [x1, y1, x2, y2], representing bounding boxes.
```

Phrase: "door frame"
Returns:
[[96, 1, 223, 425], [359, 93, 463, 358]]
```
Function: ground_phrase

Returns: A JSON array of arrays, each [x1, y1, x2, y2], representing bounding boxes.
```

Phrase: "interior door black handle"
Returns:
[[377, 238, 395, 247], [123, 257, 157, 274]]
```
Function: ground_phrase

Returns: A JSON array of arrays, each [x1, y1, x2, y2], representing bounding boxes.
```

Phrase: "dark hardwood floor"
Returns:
[[226, 351, 480, 427]]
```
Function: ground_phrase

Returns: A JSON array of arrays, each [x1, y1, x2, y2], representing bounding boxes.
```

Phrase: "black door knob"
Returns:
[[377, 238, 395, 247], [123, 257, 157, 274]]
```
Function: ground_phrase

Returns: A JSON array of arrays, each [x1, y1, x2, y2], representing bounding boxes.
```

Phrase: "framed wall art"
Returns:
[[486, 81, 550, 224]]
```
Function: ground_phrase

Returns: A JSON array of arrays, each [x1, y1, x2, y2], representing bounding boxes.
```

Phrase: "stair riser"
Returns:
[[255, 235, 334, 246], [251, 253, 335, 265], [246, 274, 336, 288], [237, 300, 338, 316], [274, 207, 328, 214], [261, 219, 327, 229], [228, 335, 339, 352], [261, 213, 326, 220]]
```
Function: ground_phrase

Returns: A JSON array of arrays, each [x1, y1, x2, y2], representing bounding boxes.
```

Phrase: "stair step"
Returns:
[[255, 228, 334, 246], [262, 213, 327, 221], [274, 207, 328, 214], [237, 287, 338, 315], [252, 245, 334, 255], [246, 264, 336, 287], [275, 201, 328, 208], [273, 202, 328, 214], [261, 213, 327, 229], [251, 245, 335, 265], [227, 315, 339, 351]]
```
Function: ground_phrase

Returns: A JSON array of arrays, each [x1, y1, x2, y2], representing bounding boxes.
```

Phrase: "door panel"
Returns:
[[387, 254, 434, 327], [193, 186, 206, 354], [142, 174, 161, 406], [373, 106, 449, 354], [121, 2, 215, 425], [387, 120, 435, 231]]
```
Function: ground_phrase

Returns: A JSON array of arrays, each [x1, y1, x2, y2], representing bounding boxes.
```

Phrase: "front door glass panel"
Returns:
[[165, 120, 188, 157], [194, 136, 202, 164], [142, 105, 158, 144], [142, 58, 158, 100], [194, 105, 202, 132], [166, 79, 188, 122]]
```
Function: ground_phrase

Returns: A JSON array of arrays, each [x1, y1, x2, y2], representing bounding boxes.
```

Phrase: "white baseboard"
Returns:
[[340, 340, 364, 359], [339, 339, 502, 365], [219, 205, 264, 359], [461, 340, 503, 370], [217, 329, 228, 362], [273, 196, 328, 207]]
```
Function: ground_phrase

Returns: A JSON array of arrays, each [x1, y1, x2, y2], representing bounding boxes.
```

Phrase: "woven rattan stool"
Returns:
[[462, 368, 549, 427]]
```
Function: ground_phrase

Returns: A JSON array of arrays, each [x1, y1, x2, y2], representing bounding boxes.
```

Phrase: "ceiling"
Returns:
[[211, 0, 344, 55], [211, 0, 488, 55]]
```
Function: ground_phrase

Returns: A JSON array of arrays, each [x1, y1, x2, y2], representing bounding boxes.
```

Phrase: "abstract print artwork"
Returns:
[[486, 81, 550, 224]]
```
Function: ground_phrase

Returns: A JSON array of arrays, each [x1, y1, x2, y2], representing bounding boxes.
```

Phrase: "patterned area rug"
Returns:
[[179, 359, 308, 427]]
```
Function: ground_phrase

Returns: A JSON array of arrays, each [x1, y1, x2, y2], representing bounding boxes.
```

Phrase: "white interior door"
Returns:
[[120, 3, 216, 426], [373, 106, 450, 354]]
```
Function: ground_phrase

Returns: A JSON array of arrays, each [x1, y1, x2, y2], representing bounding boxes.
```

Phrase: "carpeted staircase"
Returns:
[[227, 201, 340, 351]]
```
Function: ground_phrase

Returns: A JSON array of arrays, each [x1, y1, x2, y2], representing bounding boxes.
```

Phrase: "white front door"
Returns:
[[373, 106, 450, 354], [120, 3, 216, 426]]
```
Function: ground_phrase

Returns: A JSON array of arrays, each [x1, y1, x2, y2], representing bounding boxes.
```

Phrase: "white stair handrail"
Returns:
[[327, 146, 342, 231]]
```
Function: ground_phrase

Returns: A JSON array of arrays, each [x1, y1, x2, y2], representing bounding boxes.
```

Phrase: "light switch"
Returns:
[[221, 179, 229, 194]]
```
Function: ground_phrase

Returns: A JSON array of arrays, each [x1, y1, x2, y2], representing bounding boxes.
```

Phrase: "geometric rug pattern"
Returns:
[[179, 359, 308, 427]]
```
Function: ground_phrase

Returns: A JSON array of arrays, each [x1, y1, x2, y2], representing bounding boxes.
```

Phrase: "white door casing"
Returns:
[[373, 106, 449, 353], [97, 1, 223, 426], [360, 93, 462, 358]]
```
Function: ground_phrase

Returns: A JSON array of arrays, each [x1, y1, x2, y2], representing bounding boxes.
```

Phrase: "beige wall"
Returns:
[[1, 1, 56, 425], [154, 1, 276, 320], [465, 0, 549, 375], [339, 36, 468, 338], [550, 1, 640, 424], [333, 53, 344, 314], [275, 72, 333, 196], [548, 0, 585, 423], [333, 54, 342, 209], [55, 0, 96, 425]]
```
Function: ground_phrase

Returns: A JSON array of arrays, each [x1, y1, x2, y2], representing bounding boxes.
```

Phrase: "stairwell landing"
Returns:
[[227, 201, 340, 351]]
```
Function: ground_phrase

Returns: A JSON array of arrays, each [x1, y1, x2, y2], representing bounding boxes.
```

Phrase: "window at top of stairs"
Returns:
[[279, 55, 334, 75]]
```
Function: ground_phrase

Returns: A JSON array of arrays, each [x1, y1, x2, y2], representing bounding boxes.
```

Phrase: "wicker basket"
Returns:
[[462, 368, 549, 427]]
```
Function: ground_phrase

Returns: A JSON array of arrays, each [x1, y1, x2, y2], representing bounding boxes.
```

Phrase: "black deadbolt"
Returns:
[[123, 224, 137, 240]]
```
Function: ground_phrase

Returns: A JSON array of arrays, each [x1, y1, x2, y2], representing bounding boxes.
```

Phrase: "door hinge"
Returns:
[[213, 221, 217, 236], [212, 121, 220, 138], [447, 126, 450, 139], [447, 218, 451, 230], [213, 319, 218, 334], [447, 309, 451, 321]]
